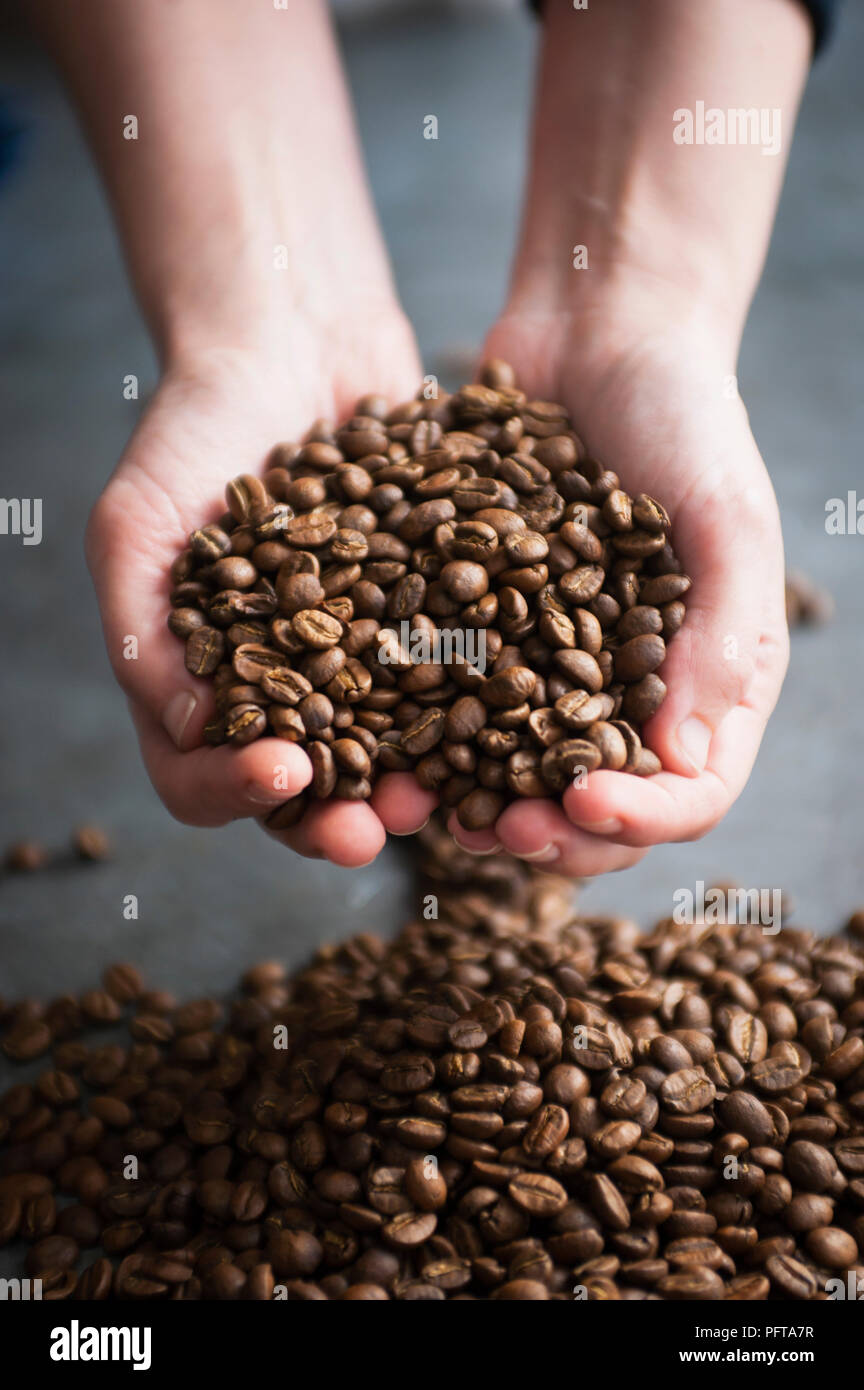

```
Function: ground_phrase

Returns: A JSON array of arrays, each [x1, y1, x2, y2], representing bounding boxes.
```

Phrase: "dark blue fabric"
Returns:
[[0, 94, 25, 185], [529, 1, 838, 54], [806, 0, 838, 51]]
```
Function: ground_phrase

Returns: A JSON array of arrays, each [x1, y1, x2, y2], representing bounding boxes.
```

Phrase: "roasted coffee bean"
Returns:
[[401, 709, 446, 757], [541, 739, 602, 790], [614, 634, 666, 683], [785, 1140, 837, 1192], [765, 1253, 818, 1300], [456, 789, 504, 831], [621, 674, 667, 724], [5, 840, 49, 872], [508, 1172, 568, 1218], [660, 1069, 716, 1114], [185, 626, 224, 677], [224, 704, 266, 745], [226, 474, 270, 523], [292, 610, 343, 650], [168, 606, 207, 639]]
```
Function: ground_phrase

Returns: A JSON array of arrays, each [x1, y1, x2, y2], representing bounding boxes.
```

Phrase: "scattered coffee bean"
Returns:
[[785, 569, 834, 628], [5, 841, 48, 872], [73, 825, 111, 862]]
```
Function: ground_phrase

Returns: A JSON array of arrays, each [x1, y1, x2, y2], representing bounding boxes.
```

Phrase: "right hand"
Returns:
[[87, 329, 437, 868]]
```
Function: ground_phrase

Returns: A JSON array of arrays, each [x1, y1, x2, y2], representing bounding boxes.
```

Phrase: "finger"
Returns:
[[258, 812, 325, 861], [446, 814, 503, 856], [263, 798, 387, 867], [495, 798, 646, 877], [370, 773, 438, 836], [132, 705, 311, 824], [562, 701, 765, 846]]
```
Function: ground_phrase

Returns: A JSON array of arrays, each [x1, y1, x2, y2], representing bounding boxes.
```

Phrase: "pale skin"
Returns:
[[31, 0, 812, 872]]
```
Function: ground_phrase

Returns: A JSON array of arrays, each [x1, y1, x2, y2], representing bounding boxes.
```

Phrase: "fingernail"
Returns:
[[581, 819, 623, 836], [516, 843, 560, 862], [391, 816, 431, 838], [458, 843, 503, 857], [247, 784, 289, 807], [678, 716, 712, 774], [162, 692, 197, 750]]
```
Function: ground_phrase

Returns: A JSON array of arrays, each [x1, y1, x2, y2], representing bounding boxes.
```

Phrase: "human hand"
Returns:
[[86, 330, 437, 868], [443, 299, 789, 875]]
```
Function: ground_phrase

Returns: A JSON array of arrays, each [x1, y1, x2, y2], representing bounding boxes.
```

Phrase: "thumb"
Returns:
[[648, 484, 787, 777], [86, 478, 214, 750]]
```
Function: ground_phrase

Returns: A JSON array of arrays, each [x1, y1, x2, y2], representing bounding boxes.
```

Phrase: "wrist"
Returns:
[[505, 256, 743, 358], [158, 293, 422, 425], [487, 273, 742, 410]]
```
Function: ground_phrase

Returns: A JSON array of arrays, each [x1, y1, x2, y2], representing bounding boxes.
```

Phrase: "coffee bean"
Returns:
[[5, 840, 50, 872], [639, 574, 691, 606], [401, 709, 446, 757], [785, 1140, 837, 1192], [805, 1225, 857, 1267], [726, 1012, 769, 1065], [226, 474, 270, 523], [660, 1069, 716, 1115], [541, 739, 602, 791], [481, 667, 537, 710], [751, 1055, 804, 1094], [383, 1211, 438, 1248], [456, 789, 504, 830], [614, 634, 666, 682], [620, 674, 667, 724], [289, 610, 341, 650], [717, 1091, 774, 1146], [584, 721, 628, 770], [657, 1266, 725, 1300], [2, 1020, 52, 1061], [185, 626, 224, 677], [765, 1253, 818, 1300], [309, 742, 337, 798], [68, 825, 109, 863], [508, 1172, 568, 1218], [219, 702, 263, 745], [523, 1104, 569, 1158]]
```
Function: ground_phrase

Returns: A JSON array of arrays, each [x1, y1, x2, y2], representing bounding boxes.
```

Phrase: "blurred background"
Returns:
[[0, 0, 862, 1006]]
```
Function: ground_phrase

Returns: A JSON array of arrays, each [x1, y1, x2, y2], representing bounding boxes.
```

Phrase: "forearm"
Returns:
[[508, 0, 812, 350], [29, 0, 402, 369]]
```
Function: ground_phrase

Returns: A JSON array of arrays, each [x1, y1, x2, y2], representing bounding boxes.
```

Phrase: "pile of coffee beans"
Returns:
[[3, 829, 864, 1301], [169, 363, 690, 829]]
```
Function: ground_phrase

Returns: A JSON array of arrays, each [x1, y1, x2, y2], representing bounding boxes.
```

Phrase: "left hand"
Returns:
[[435, 299, 789, 875]]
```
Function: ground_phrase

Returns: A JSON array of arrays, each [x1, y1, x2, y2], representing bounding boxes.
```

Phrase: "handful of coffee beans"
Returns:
[[169, 363, 690, 829], [3, 832, 864, 1302]]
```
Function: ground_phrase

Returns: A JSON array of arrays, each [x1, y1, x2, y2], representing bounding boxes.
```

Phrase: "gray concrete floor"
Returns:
[[1, 3, 863, 1019]]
